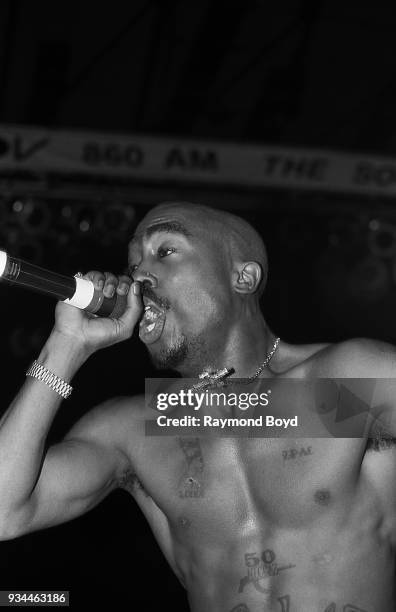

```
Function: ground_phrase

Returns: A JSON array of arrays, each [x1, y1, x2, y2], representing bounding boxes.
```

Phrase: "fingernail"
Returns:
[[133, 282, 140, 295], [105, 284, 115, 297], [98, 280, 104, 290], [117, 283, 128, 295]]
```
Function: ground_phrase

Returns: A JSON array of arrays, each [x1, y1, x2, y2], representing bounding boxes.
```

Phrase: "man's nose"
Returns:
[[133, 268, 158, 288]]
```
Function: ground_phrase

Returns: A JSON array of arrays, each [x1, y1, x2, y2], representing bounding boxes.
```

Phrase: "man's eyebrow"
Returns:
[[131, 221, 192, 244]]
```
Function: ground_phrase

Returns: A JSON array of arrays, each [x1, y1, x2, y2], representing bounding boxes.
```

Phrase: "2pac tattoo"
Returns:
[[178, 437, 205, 498], [282, 446, 313, 461]]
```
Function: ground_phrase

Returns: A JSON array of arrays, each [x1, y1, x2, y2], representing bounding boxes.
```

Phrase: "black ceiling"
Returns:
[[1, 0, 396, 153]]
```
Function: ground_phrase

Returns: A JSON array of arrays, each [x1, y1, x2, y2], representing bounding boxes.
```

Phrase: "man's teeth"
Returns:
[[142, 304, 165, 332], [144, 306, 161, 321]]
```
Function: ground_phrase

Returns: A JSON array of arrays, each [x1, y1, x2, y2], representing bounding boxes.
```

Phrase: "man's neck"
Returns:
[[176, 317, 280, 380]]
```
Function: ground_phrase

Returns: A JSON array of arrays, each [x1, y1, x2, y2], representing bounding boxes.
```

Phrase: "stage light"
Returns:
[[76, 205, 97, 234], [368, 221, 396, 258], [79, 220, 90, 232], [99, 204, 135, 237], [12, 200, 24, 213], [61, 205, 73, 219], [9, 198, 51, 235], [368, 219, 380, 231]]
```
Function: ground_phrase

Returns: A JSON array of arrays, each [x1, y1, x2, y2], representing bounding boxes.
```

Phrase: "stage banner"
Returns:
[[1, 123, 396, 197]]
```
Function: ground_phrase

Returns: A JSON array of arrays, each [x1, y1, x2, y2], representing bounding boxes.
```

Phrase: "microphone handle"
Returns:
[[0, 253, 127, 318], [83, 285, 127, 318]]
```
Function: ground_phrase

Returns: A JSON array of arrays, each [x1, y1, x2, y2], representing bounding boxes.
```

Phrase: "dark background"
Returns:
[[1, 1, 396, 609]]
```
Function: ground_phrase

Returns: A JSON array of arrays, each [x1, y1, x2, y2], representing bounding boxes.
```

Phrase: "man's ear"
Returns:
[[232, 262, 262, 294]]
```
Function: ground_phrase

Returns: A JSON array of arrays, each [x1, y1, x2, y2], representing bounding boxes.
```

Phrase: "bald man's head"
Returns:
[[142, 202, 268, 298], [131, 202, 268, 371]]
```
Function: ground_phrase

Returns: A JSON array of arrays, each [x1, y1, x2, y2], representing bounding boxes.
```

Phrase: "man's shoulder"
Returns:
[[308, 337, 396, 378]]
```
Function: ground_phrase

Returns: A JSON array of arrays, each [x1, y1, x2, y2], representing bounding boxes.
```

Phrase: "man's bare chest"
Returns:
[[127, 437, 367, 535]]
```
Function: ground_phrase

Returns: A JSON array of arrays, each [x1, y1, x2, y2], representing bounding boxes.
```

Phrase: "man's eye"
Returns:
[[158, 246, 175, 258]]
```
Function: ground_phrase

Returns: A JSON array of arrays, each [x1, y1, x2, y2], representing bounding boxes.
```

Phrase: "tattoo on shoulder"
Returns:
[[118, 468, 147, 495], [178, 437, 205, 498]]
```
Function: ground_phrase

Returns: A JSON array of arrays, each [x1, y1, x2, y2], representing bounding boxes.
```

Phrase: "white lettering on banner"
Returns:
[[164, 148, 218, 172], [353, 162, 396, 187], [263, 155, 328, 181], [4, 124, 396, 198], [0, 135, 49, 161], [14, 137, 50, 161], [82, 142, 144, 167]]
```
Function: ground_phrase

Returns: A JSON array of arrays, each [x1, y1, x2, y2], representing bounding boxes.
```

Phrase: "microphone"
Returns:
[[0, 250, 127, 318]]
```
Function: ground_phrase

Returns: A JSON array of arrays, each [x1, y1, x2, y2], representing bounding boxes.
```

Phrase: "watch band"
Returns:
[[26, 360, 73, 399]]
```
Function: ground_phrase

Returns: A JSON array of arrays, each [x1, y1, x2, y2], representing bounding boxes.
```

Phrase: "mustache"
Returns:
[[141, 283, 170, 310]]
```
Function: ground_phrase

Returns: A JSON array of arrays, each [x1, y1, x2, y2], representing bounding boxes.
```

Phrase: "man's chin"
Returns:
[[148, 336, 189, 370]]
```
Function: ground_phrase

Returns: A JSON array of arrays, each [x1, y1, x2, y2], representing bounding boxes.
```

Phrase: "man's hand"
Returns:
[[53, 271, 143, 356]]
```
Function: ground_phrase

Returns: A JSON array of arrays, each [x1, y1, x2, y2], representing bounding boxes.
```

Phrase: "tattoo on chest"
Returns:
[[282, 446, 313, 461], [229, 605, 250, 612], [177, 437, 205, 498], [238, 549, 295, 594], [178, 516, 191, 529], [277, 595, 290, 612]]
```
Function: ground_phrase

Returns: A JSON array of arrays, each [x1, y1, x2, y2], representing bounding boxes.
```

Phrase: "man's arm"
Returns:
[[0, 271, 142, 540], [5, 398, 133, 540]]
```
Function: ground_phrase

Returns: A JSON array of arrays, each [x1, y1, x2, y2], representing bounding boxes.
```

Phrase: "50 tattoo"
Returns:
[[238, 549, 295, 594]]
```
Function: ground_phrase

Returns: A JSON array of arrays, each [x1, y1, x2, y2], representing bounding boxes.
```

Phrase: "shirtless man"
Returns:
[[0, 202, 395, 612]]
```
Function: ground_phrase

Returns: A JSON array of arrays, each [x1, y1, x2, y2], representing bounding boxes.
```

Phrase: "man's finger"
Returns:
[[117, 281, 143, 330]]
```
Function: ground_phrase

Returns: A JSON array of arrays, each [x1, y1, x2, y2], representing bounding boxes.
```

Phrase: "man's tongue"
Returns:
[[139, 305, 166, 344]]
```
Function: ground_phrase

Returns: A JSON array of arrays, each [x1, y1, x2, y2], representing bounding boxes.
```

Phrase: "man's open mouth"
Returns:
[[139, 299, 167, 344]]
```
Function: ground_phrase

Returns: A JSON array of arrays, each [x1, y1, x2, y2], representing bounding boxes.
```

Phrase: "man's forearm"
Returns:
[[0, 331, 89, 521]]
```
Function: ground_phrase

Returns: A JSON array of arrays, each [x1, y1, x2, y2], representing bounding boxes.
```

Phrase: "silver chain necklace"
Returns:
[[236, 336, 281, 385], [192, 337, 281, 390]]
